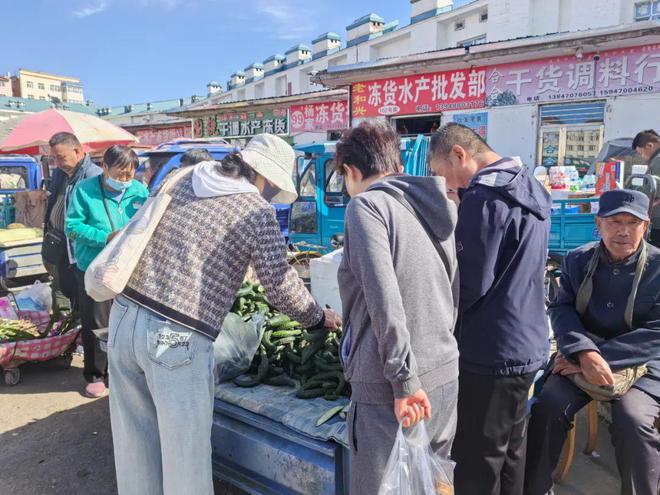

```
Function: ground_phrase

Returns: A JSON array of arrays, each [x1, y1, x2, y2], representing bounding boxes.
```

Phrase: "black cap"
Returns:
[[598, 189, 650, 222]]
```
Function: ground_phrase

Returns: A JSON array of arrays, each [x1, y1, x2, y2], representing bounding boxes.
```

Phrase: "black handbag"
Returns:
[[41, 229, 69, 266]]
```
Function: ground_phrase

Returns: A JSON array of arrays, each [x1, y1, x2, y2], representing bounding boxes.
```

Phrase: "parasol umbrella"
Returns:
[[0, 109, 138, 155]]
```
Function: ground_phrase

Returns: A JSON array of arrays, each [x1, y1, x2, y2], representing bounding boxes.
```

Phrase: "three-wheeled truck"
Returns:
[[0, 154, 47, 288]]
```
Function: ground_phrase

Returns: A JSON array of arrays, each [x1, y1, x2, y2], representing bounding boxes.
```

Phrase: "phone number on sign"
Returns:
[[598, 86, 654, 96]]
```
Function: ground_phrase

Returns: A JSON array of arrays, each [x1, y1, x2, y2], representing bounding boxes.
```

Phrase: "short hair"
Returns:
[[430, 123, 492, 158], [217, 153, 256, 182], [103, 145, 139, 170], [335, 120, 402, 178], [632, 130, 660, 149], [180, 148, 212, 166], [48, 132, 82, 150]]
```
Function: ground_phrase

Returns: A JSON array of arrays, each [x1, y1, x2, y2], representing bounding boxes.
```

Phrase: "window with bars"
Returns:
[[635, 1, 660, 20], [537, 102, 605, 169]]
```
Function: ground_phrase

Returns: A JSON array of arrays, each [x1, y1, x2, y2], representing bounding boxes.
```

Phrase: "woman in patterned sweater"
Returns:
[[107, 134, 341, 495]]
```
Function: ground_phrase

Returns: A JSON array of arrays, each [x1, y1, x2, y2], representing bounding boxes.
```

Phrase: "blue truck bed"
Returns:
[[212, 383, 350, 494], [549, 199, 600, 257]]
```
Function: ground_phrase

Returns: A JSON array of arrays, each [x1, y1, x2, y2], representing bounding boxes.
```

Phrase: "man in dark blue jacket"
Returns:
[[525, 190, 660, 495], [43, 132, 102, 312], [429, 123, 552, 495]]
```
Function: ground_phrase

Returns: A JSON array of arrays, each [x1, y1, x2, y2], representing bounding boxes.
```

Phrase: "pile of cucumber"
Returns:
[[231, 282, 349, 401]]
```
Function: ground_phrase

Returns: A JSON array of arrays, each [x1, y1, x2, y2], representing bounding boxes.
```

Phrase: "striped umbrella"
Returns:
[[0, 108, 138, 155]]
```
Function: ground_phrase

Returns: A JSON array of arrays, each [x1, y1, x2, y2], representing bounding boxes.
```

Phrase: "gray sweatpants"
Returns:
[[348, 379, 458, 495]]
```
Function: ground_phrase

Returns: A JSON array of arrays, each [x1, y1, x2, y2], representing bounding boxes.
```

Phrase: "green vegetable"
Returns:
[[316, 405, 345, 426]]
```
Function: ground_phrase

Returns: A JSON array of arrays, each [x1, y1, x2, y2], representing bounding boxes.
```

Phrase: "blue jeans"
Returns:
[[108, 295, 215, 495]]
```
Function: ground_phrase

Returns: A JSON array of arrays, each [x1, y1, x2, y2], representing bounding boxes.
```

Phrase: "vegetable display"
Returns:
[[231, 282, 349, 402], [0, 319, 40, 343]]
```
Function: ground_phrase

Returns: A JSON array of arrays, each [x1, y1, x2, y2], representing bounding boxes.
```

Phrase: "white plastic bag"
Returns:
[[15, 281, 52, 312], [213, 312, 266, 383], [378, 421, 455, 495]]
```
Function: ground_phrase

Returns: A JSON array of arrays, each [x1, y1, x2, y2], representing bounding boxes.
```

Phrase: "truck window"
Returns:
[[324, 160, 347, 207], [299, 160, 317, 198], [0, 166, 28, 190], [289, 201, 317, 234]]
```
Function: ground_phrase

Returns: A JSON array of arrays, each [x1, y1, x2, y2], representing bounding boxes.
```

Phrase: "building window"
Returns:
[[458, 35, 487, 48], [50, 84, 60, 92], [0, 81, 4, 87], [26, 81, 34, 89], [455, 20, 465, 31], [38, 83, 45, 90], [39, 96, 46, 100], [27, 94, 34, 99], [538, 101, 605, 169], [480, 11, 488, 22], [635, 1, 660, 20]]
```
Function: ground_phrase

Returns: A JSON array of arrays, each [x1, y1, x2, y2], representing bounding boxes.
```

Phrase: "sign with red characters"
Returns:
[[351, 68, 487, 118]]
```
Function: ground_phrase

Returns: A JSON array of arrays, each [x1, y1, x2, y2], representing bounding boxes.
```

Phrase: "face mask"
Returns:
[[106, 176, 132, 191]]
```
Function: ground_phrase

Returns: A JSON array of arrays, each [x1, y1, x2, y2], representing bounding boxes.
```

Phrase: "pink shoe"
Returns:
[[84, 381, 107, 398]]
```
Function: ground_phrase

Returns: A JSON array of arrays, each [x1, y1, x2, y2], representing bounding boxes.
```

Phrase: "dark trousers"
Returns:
[[349, 379, 458, 495], [47, 262, 78, 313], [75, 269, 111, 384], [453, 369, 537, 495], [525, 374, 660, 495]]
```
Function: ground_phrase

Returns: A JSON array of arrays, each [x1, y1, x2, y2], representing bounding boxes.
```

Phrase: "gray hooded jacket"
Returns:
[[338, 175, 460, 405]]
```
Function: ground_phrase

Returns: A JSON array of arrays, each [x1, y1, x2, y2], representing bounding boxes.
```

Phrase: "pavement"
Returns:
[[0, 356, 621, 495]]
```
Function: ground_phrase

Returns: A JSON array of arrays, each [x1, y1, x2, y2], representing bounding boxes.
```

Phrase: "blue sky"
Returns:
[[5, 0, 470, 106]]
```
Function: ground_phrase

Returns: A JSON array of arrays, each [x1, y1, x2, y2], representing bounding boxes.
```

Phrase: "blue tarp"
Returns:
[[215, 382, 349, 448]]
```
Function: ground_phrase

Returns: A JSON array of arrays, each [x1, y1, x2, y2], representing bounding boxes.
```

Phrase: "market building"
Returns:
[[168, 89, 349, 147], [310, 21, 660, 168], [97, 96, 208, 146], [217, 0, 641, 105]]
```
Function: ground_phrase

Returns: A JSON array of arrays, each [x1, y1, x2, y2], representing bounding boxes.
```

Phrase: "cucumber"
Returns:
[[285, 351, 302, 364], [324, 393, 340, 401], [316, 405, 344, 426], [264, 375, 296, 387], [301, 339, 324, 364], [268, 314, 291, 327], [271, 329, 302, 339], [321, 382, 337, 390], [296, 388, 325, 399], [303, 329, 328, 342], [272, 336, 297, 346], [233, 374, 260, 387]]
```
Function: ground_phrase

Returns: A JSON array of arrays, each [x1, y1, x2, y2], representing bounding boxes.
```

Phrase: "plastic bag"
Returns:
[[378, 421, 455, 495], [15, 281, 52, 313], [214, 312, 266, 383]]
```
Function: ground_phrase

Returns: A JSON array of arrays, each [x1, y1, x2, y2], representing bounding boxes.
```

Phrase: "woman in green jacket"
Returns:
[[66, 145, 148, 398]]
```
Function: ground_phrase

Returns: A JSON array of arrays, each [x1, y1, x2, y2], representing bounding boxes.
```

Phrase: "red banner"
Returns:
[[289, 101, 349, 133], [132, 125, 191, 146], [352, 68, 486, 118]]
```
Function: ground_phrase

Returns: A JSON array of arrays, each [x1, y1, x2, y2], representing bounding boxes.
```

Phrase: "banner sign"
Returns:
[[452, 112, 488, 140], [289, 101, 349, 133], [194, 108, 288, 138], [132, 125, 191, 146], [485, 44, 660, 106], [351, 68, 486, 118]]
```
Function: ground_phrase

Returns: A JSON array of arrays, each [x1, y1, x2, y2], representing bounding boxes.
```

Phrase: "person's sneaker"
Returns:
[[84, 382, 107, 398]]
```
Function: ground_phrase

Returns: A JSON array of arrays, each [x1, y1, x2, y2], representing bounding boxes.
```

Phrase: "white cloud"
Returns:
[[72, 0, 109, 17]]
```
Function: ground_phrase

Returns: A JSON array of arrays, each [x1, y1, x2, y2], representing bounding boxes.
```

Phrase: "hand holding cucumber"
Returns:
[[394, 389, 432, 428]]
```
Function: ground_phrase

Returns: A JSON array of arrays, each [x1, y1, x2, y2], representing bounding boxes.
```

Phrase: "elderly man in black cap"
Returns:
[[525, 189, 660, 495]]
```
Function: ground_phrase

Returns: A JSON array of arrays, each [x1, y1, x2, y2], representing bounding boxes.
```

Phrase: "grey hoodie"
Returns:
[[338, 175, 459, 405]]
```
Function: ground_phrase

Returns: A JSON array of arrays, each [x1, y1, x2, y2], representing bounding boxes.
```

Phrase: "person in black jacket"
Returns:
[[429, 123, 552, 495], [525, 189, 660, 495], [43, 132, 102, 312]]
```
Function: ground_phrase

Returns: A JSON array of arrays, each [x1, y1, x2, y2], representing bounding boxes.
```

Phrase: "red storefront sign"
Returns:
[[289, 101, 349, 133], [485, 44, 660, 106], [133, 125, 191, 146], [351, 68, 486, 118]]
